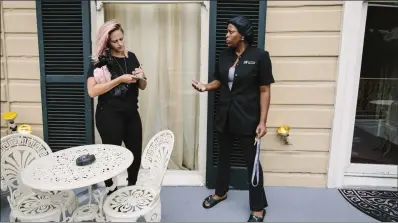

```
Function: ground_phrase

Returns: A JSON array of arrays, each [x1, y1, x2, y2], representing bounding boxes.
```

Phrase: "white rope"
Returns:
[[251, 138, 261, 187]]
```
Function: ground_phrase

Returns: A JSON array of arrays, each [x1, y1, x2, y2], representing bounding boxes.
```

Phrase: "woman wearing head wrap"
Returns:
[[192, 16, 274, 222]]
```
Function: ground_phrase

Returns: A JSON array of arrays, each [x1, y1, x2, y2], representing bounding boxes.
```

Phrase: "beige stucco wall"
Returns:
[[261, 1, 343, 187], [0, 1, 43, 138]]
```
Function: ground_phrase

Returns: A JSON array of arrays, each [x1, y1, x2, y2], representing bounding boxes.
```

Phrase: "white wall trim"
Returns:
[[327, 1, 398, 189], [162, 170, 204, 186], [343, 176, 398, 189], [346, 163, 397, 178], [327, 1, 369, 188], [91, 1, 209, 186], [198, 1, 210, 186], [95, 0, 208, 11]]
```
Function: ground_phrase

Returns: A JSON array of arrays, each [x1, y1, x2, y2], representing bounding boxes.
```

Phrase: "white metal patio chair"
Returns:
[[1, 133, 78, 222], [103, 130, 175, 222]]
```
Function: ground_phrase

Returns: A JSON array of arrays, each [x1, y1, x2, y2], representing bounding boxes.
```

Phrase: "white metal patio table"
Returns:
[[20, 144, 134, 222]]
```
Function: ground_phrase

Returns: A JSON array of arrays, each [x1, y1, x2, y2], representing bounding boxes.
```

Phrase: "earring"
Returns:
[[241, 36, 245, 41]]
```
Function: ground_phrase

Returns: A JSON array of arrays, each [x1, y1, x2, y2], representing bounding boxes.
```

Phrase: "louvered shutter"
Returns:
[[36, 0, 94, 151], [206, 0, 267, 189]]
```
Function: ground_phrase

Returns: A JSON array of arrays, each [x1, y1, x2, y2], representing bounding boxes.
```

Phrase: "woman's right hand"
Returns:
[[192, 79, 207, 92], [118, 74, 137, 84]]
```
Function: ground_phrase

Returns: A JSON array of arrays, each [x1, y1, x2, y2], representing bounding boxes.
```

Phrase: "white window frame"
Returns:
[[327, 1, 398, 189], [90, 0, 210, 186]]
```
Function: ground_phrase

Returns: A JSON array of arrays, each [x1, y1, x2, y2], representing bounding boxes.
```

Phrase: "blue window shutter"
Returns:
[[206, 0, 267, 189], [36, 0, 94, 151]]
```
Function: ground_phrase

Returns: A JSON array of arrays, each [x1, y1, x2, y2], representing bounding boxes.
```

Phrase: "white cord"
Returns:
[[251, 138, 261, 187]]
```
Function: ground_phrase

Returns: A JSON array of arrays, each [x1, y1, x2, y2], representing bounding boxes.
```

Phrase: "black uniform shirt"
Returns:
[[213, 46, 275, 135]]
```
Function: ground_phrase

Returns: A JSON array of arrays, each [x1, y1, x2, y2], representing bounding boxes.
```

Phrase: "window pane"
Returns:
[[351, 4, 398, 165]]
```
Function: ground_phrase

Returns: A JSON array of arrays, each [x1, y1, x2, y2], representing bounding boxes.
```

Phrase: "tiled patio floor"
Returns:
[[1, 186, 376, 222]]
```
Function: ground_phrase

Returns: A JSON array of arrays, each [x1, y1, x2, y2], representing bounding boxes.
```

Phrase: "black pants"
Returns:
[[95, 104, 143, 187], [215, 128, 268, 212]]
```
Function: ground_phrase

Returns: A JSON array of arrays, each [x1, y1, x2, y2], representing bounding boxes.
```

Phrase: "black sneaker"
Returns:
[[247, 209, 265, 222]]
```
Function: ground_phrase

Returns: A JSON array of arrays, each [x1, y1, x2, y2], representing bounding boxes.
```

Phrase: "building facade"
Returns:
[[1, 1, 396, 189], [1, 1, 42, 138]]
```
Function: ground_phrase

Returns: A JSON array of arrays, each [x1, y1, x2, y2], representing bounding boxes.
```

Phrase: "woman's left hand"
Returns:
[[132, 68, 146, 80], [256, 123, 267, 139]]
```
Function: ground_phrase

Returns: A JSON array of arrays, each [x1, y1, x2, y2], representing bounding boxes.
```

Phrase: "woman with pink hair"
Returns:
[[87, 19, 147, 195]]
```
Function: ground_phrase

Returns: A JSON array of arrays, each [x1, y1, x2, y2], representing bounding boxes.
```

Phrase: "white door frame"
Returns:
[[327, 1, 398, 189], [90, 0, 210, 186]]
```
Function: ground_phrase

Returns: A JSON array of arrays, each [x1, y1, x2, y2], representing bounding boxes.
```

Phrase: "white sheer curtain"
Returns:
[[103, 3, 201, 170]]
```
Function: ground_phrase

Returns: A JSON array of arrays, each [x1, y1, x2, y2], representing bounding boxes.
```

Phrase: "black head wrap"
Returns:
[[227, 16, 254, 45]]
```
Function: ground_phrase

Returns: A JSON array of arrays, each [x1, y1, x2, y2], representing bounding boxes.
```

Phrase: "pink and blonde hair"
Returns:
[[92, 19, 128, 62]]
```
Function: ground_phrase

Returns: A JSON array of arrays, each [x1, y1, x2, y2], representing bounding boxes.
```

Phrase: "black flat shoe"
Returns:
[[107, 187, 118, 196], [248, 209, 265, 222], [202, 195, 227, 209]]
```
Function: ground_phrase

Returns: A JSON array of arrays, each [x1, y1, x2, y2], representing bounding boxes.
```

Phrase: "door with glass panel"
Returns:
[[94, 2, 204, 176], [349, 2, 398, 182]]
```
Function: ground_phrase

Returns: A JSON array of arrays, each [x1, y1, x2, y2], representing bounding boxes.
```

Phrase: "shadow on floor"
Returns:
[[1, 186, 376, 222]]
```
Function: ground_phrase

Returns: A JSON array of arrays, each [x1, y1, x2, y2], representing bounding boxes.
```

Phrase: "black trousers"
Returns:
[[215, 128, 268, 212], [95, 104, 143, 187]]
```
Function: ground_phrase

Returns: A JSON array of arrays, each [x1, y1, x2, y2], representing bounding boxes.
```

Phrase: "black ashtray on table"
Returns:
[[76, 154, 96, 166]]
